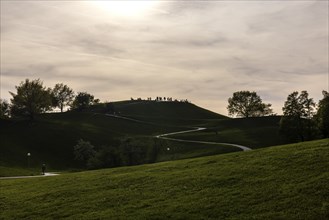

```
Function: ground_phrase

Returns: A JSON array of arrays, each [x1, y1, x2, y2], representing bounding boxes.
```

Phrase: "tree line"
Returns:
[[1, 79, 328, 141], [0, 79, 99, 120], [73, 138, 159, 169], [227, 90, 329, 141]]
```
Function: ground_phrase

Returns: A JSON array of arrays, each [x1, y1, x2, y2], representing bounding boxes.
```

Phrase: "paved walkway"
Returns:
[[0, 173, 59, 180], [107, 114, 252, 151], [156, 128, 252, 151], [2, 115, 251, 179]]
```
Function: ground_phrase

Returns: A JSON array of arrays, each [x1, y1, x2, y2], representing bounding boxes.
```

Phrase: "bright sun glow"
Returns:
[[91, 1, 159, 17]]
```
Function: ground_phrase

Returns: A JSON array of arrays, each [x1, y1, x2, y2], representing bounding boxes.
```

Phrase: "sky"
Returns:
[[1, 0, 328, 116]]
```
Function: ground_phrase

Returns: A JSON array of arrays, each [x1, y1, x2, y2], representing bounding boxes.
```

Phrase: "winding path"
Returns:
[[107, 114, 252, 151], [1, 114, 251, 179], [0, 173, 59, 180], [155, 127, 252, 151]]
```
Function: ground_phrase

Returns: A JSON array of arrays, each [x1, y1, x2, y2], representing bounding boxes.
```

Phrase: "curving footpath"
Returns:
[[1, 115, 251, 180], [155, 127, 252, 151], [106, 114, 252, 151], [0, 173, 59, 180]]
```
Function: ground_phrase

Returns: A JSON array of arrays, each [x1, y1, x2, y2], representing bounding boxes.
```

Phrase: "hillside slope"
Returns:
[[0, 101, 292, 172], [0, 101, 228, 170], [89, 100, 228, 127], [0, 112, 179, 169], [172, 116, 287, 148], [1, 139, 328, 219], [113, 100, 226, 118]]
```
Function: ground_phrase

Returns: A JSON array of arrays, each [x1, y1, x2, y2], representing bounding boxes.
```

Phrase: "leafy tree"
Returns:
[[282, 91, 316, 119], [87, 145, 123, 169], [0, 99, 10, 119], [9, 79, 52, 120], [120, 137, 146, 166], [71, 92, 95, 111], [227, 91, 273, 118], [52, 83, 75, 112], [73, 139, 96, 166], [316, 91, 329, 138], [280, 91, 316, 142]]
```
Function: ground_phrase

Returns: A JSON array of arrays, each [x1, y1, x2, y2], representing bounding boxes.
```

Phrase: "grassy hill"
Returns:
[[0, 100, 290, 174], [113, 100, 225, 118], [1, 139, 328, 219], [85, 100, 226, 120], [90, 100, 228, 127], [0, 101, 230, 172], [172, 116, 288, 148]]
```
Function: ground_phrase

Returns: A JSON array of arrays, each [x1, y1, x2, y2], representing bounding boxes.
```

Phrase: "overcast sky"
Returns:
[[1, 0, 328, 115]]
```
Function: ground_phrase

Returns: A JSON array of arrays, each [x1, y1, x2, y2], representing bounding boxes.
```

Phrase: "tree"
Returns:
[[52, 83, 75, 112], [227, 91, 273, 118], [87, 145, 122, 169], [71, 92, 95, 111], [282, 91, 316, 119], [73, 139, 96, 166], [316, 91, 329, 138], [0, 99, 10, 119], [280, 91, 316, 142], [9, 79, 52, 120]]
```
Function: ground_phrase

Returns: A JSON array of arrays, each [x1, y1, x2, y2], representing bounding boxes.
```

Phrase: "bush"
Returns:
[[87, 146, 123, 169], [73, 139, 96, 167]]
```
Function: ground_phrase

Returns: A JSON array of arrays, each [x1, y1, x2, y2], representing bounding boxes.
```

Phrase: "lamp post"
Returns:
[[27, 153, 31, 168]]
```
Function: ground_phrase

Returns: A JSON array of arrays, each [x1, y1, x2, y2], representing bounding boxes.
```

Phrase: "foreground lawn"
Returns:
[[1, 139, 328, 219], [0, 166, 41, 177]]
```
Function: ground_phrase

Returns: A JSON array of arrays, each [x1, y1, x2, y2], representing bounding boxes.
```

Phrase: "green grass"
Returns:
[[112, 100, 227, 120], [0, 101, 293, 173], [1, 139, 328, 219], [172, 116, 287, 149], [0, 101, 228, 171], [0, 112, 181, 169], [155, 139, 241, 162], [0, 166, 41, 177]]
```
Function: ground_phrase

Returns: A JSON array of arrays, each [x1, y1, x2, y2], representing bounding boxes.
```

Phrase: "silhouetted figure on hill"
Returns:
[[42, 164, 46, 175]]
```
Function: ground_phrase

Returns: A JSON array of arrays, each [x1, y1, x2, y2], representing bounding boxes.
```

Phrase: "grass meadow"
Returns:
[[1, 139, 328, 219], [0, 101, 291, 176]]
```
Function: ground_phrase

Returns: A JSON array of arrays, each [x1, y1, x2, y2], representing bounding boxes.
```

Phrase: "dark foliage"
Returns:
[[227, 91, 273, 118], [316, 91, 329, 138], [52, 83, 75, 112], [10, 79, 52, 120], [71, 92, 95, 111], [0, 99, 10, 119], [280, 91, 317, 142]]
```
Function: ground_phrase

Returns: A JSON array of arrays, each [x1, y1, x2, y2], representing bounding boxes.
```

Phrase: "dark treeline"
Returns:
[[0, 78, 193, 120], [1, 79, 328, 170], [227, 90, 329, 141], [73, 138, 162, 170], [0, 79, 100, 120], [1, 79, 328, 142]]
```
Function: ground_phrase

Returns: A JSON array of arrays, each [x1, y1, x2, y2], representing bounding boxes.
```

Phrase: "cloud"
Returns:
[[1, 0, 328, 115]]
